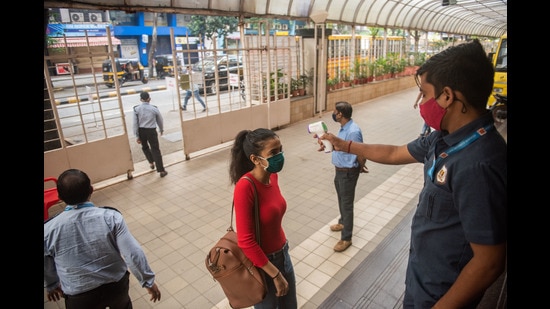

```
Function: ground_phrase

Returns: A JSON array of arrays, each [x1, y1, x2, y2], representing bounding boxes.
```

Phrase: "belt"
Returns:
[[335, 166, 360, 172]]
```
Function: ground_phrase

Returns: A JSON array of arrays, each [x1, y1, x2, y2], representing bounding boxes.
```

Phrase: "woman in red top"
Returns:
[[229, 128, 297, 308]]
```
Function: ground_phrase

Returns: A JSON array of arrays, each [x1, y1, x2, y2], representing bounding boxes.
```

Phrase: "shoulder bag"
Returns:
[[205, 176, 267, 309]]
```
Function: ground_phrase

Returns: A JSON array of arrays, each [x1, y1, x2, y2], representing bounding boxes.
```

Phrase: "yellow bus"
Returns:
[[487, 33, 507, 109]]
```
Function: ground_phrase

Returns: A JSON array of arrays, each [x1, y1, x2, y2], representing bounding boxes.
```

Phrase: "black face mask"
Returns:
[[332, 112, 338, 122]]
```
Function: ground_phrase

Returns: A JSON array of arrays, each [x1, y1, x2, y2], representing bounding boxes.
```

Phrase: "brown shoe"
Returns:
[[330, 223, 344, 232], [334, 240, 352, 252], [160, 171, 168, 177]]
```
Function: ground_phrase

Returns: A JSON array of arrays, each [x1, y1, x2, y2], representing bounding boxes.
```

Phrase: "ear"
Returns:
[[249, 154, 259, 164], [441, 87, 454, 106]]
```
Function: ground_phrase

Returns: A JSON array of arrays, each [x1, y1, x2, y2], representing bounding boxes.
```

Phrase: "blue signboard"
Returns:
[[47, 24, 113, 37]]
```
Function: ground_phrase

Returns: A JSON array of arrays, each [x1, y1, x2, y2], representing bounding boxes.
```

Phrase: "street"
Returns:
[[51, 74, 250, 164]]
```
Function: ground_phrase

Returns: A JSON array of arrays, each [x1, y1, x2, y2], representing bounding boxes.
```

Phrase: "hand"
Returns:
[[312, 134, 325, 152], [273, 273, 289, 297], [136, 138, 141, 144], [361, 166, 369, 173], [146, 283, 161, 302], [47, 286, 65, 302], [320, 132, 345, 151]]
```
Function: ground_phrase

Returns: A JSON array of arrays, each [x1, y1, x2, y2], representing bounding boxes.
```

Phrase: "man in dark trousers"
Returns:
[[133, 91, 168, 177], [327, 101, 368, 252], [44, 169, 162, 307]]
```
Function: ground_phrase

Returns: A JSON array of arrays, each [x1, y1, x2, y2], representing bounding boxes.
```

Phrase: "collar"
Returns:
[[65, 201, 95, 211], [441, 112, 493, 147]]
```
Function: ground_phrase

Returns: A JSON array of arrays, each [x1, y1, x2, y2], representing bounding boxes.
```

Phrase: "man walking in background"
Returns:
[[133, 91, 168, 177], [181, 65, 207, 112]]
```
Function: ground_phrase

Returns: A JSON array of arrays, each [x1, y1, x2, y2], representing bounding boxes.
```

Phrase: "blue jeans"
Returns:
[[334, 168, 360, 241], [183, 89, 206, 109], [254, 241, 297, 309]]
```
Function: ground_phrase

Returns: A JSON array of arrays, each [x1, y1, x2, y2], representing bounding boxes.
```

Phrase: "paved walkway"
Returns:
[[44, 86, 507, 308]]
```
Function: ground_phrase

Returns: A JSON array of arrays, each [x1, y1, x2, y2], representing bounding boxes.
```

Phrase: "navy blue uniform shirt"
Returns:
[[404, 112, 507, 307]]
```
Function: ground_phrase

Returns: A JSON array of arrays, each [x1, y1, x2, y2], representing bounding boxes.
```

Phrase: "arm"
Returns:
[[433, 242, 507, 309], [155, 109, 164, 135], [114, 215, 161, 302], [321, 132, 417, 165], [132, 106, 140, 140], [260, 262, 290, 297], [234, 178, 289, 297], [44, 255, 64, 301], [413, 92, 421, 109]]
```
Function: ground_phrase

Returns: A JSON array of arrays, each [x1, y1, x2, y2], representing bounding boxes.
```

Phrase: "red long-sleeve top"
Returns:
[[234, 172, 287, 267]]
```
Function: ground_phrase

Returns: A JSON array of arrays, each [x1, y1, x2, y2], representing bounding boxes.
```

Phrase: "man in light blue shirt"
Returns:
[[44, 169, 162, 308], [328, 101, 367, 252]]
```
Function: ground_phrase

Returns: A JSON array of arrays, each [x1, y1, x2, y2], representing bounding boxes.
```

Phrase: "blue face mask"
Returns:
[[258, 152, 285, 173]]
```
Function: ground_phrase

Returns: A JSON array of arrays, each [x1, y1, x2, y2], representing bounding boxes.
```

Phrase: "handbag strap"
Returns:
[[231, 176, 261, 245]]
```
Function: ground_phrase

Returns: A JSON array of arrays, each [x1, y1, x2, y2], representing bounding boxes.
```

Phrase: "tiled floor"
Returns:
[[44, 86, 506, 308]]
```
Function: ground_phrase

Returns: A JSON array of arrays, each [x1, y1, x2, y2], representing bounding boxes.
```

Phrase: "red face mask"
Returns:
[[419, 93, 446, 131]]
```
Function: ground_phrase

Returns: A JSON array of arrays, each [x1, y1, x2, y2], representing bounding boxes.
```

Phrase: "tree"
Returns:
[[148, 12, 158, 78], [410, 30, 422, 53], [187, 16, 239, 50]]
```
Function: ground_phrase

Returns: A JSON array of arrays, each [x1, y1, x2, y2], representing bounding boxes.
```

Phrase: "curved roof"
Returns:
[[44, 0, 507, 38]]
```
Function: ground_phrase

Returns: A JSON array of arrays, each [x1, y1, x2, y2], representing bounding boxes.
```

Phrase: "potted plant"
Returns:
[[367, 61, 376, 82], [300, 67, 314, 95], [262, 68, 285, 101], [291, 77, 300, 97], [353, 59, 362, 84]]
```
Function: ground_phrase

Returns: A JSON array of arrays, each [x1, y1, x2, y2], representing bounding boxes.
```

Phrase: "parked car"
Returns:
[[102, 58, 148, 88], [191, 55, 242, 95]]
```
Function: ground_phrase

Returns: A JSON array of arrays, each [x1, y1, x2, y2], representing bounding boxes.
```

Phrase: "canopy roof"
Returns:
[[44, 0, 507, 38]]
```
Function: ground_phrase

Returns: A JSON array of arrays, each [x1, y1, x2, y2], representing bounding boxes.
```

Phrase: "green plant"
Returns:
[[367, 62, 376, 77], [291, 77, 300, 91], [354, 59, 361, 80], [300, 67, 314, 89], [341, 69, 350, 82], [263, 68, 285, 97], [360, 60, 368, 78]]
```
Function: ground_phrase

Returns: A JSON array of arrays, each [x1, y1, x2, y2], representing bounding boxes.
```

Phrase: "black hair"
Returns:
[[415, 39, 494, 111], [57, 169, 92, 205], [335, 101, 353, 119], [140, 91, 150, 100], [229, 128, 279, 184]]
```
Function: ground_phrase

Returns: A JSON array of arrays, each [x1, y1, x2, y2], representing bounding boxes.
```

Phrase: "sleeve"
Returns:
[[44, 248, 60, 291], [113, 212, 156, 288], [155, 108, 164, 133], [234, 176, 268, 267], [133, 106, 139, 138]]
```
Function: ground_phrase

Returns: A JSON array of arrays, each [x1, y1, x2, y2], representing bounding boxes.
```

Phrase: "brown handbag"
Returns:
[[205, 176, 267, 308]]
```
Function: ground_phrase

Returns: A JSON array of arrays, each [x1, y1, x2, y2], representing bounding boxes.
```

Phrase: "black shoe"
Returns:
[[181, 107, 187, 111], [202, 108, 207, 112], [160, 171, 168, 177]]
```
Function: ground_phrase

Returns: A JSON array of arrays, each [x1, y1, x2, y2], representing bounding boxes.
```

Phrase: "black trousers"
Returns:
[[138, 127, 165, 172], [64, 271, 132, 309]]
